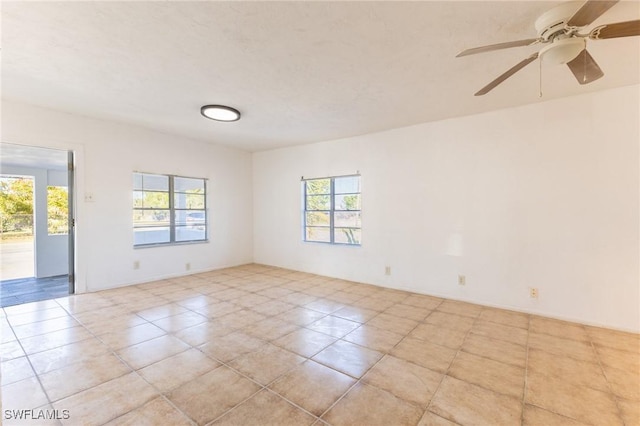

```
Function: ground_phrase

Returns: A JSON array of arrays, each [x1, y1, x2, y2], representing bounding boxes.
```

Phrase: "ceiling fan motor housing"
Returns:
[[535, 1, 584, 40]]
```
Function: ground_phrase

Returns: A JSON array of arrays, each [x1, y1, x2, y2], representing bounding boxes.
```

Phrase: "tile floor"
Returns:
[[1, 264, 638, 426]]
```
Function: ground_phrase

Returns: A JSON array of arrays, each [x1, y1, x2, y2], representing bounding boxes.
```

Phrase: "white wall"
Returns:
[[1, 100, 253, 293], [253, 85, 640, 332], [2, 87, 637, 332]]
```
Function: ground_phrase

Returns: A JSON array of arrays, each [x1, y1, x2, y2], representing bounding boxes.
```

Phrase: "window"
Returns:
[[47, 186, 68, 235], [303, 175, 361, 245], [133, 172, 207, 247]]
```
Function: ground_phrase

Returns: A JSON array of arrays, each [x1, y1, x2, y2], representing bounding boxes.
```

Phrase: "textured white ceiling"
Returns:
[[2, 1, 639, 152]]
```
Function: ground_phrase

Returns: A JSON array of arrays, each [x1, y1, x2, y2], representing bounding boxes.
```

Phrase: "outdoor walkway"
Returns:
[[0, 275, 69, 307], [0, 238, 69, 306], [0, 240, 34, 280]]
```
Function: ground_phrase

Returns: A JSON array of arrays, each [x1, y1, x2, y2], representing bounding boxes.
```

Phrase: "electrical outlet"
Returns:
[[133, 261, 140, 270], [186, 262, 191, 271], [458, 275, 466, 285], [385, 266, 391, 276], [529, 287, 539, 299]]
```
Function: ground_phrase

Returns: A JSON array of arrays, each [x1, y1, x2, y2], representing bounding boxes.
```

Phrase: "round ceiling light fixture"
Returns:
[[200, 105, 241, 122]]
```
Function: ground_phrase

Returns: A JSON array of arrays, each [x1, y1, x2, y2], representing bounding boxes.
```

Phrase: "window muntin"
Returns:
[[303, 175, 361, 245], [133, 172, 207, 247]]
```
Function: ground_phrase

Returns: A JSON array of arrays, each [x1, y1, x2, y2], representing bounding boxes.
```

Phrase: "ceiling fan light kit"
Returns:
[[539, 38, 585, 64], [457, 0, 640, 95]]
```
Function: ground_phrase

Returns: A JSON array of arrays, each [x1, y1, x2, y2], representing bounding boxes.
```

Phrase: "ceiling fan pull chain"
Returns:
[[582, 39, 588, 83], [539, 57, 543, 98]]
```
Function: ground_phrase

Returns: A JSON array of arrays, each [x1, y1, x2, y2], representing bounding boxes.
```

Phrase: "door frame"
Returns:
[[67, 150, 75, 294]]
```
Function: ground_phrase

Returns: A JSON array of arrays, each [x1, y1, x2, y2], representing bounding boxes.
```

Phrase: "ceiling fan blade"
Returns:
[[566, 49, 604, 84], [590, 20, 640, 39], [567, 0, 618, 27], [475, 53, 539, 96], [456, 38, 540, 57]]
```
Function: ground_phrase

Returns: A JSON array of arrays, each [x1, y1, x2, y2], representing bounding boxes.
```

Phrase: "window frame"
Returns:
[[133, 172, 208, 248], [302, 174, 361, 246]]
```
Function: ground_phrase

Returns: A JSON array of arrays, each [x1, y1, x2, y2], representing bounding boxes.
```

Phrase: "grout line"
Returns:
[[141, 291, 335, 425], [424, 301, 478, 419], [2, 312, 56, 413], [588, 328, 627, 425], [315, 300, 444, 422], [521, 311, 532, 424]]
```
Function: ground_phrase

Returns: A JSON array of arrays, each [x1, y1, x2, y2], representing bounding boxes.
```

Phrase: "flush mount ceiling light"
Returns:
[[200, 105, 241, 122]]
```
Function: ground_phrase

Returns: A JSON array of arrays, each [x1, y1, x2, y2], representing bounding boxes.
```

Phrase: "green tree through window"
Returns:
[[0, 176, 34, 235], [47, 186, 68, 235]]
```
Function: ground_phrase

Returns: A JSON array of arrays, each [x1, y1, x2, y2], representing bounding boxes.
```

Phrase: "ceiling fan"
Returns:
[[457, 0, 640, 96]]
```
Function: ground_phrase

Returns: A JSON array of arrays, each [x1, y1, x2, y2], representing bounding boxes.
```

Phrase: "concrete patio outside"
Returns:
[[0, 239, 34, 280]]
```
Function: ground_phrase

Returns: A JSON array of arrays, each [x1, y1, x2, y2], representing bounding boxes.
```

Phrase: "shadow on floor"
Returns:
[[1, 275, 69, 308]]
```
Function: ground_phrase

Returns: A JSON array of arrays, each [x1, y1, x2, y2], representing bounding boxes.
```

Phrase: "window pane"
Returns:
[[334, 228, 361, 245], [306, 179, 330, 195], [175, 210, 206, 227], [133, 191, 143, 208], [334, 176, 360, 194], [144, 191, 169, 208], [306, 226, 331, 242], [133, 173, 143, 190], [134, 227, 170, 245], [174, 177, 205, 193], [174, 193, 205, 209], [175, 225, 206, 242], [334, 211, 361, 228], [306, 211, 330, 226], [134, 172, 170, 192], [335, 194, 360, 211], [133, 190, 169, 209], [306, 195, 330, 211], [133, 210, 170, 227], [142, 174, 169, 191], [47, 186, 68, 235]]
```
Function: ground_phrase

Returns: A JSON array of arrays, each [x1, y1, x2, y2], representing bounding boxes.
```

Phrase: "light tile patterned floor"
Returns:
[[1, 264, 638, 425]]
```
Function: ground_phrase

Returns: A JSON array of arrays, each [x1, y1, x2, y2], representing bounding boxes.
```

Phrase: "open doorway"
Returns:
[[0, 174, 35, 281], [0, 175, 35, 279], [0, 143, 74, 307]]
